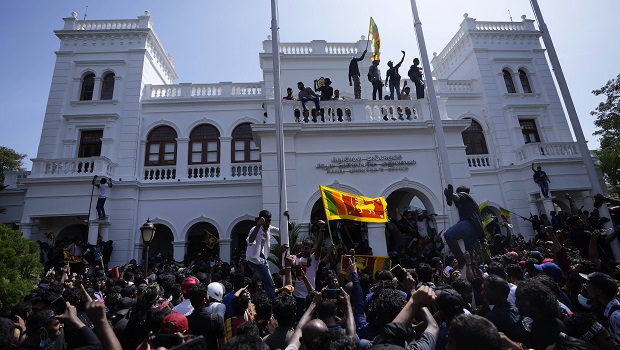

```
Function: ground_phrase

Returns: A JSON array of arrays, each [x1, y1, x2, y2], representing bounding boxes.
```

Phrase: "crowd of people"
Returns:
[[2, 191, 620, 350]]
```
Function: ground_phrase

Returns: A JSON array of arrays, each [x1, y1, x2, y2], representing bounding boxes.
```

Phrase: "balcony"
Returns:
[[272, 99, 424, 124], [143, 163, 261, 182], [143, 82, 265, 101], [30, 157, 116, 179], [515, 142, 580, 162], [467, 155, 492, 168]]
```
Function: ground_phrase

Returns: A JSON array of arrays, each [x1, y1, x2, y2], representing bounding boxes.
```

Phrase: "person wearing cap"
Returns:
[[159, 312, 189, 335], [172, 277, 199, 316], [581, 271, 620, 342], [246, 210, 285, 299], [435, 288, 468, 350]]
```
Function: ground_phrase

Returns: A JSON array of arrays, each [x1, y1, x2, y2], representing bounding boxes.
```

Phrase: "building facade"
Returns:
[[0, 11, 602, 266]]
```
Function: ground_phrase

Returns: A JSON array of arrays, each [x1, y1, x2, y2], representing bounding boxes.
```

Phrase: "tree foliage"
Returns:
[[595, 148, 620, 196], [591, 74, 620, 151], [592, 75, 620, 196], [0, 225, 43, 307], [0, 146, 27, 172]]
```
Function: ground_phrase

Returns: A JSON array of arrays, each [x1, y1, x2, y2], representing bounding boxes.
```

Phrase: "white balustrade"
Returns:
[[467, 155, 492, 168], [144, 83, 265, 100], [2, 171, 30, 189], [231, 163, 261, 178], [231, 83, 262, 96], [515, 142, 580, 162], [280, 99, 419, 124], [75, 20, 140, 31], [30, 157, 115, 178], [474, 21, 525, 31], [188, 165, 220, 179], [280, 44, 313, 55], [144, 166, 176, 181]]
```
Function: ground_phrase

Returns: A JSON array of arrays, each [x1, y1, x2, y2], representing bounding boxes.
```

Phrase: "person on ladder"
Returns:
[[92, 176, 112, 220]]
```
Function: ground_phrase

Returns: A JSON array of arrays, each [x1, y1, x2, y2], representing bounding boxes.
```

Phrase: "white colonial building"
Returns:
[[0, 11, 603, 266]]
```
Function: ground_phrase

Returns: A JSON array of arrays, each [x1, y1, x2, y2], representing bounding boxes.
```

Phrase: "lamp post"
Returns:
[[140, 218, 156, 277]]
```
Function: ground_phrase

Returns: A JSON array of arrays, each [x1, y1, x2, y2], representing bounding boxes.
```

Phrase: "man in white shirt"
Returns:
[[246, 210, 281, 299], [92, 176, 112, 220]]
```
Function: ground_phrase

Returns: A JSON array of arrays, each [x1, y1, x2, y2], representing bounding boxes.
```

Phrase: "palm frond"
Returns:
[[267, 222, 302, 268]]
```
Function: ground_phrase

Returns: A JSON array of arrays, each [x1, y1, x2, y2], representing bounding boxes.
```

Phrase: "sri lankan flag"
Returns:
[[499, 207, 512, 222], [340, 254, 391, 275], [369, 17, 381, 61], [320, 185, 388, 223], [203, 229, 219, 249]]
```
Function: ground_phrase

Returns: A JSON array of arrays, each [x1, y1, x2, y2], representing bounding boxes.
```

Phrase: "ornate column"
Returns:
[[19, 223, 35, 239], [367, 223, 388, 256], [176, 138, 190, 180], [540, 197, 555, 216], [172, 241, 187, 262], [99, 221, 111, 241], [219, 238, 232, 263], [87, 221, 99, 245], [92, 77, 102, 101], [219, 137, 232, 179]]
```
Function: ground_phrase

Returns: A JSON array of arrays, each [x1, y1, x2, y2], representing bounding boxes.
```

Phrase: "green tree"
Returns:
[[0, 146, 27, 172], [595, 148, 620, 196], [0, 225, 43, 306], [592, 74, 620, 151]]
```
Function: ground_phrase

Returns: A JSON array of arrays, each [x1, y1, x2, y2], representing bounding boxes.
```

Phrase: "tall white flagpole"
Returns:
[[270, 0, 289, 248], [529, 0, 619, 259], [408, 0, 456, 224]]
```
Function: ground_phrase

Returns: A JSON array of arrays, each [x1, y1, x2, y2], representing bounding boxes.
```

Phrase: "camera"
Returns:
[[322, 288, 339, 300]]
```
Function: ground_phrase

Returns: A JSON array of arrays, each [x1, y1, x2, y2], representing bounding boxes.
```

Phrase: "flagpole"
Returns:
[[270, 0, 289, 249], [408, 0, 456, 224], [529, 0, 619, 260]]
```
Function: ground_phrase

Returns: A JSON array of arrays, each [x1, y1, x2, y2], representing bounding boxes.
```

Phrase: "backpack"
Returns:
[[367, 70, 373, 82]]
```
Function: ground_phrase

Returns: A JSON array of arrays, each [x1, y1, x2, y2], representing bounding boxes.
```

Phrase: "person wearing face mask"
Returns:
[[18, 310, 61, 350]]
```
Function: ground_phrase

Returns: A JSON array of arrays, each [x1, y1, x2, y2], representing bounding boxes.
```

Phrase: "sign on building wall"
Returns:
[[316, 154, 415, 174]]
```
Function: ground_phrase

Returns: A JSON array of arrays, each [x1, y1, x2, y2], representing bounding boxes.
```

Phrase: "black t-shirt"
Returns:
[[455, 192, 484, 237], [187, 308, 226, 350], [317, 85, 333, 100]]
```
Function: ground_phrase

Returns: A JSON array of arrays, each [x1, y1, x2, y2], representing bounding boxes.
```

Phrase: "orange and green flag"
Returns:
[[500, 207, 512, 222], [340, 254, 391, 274], [369, 17, 381, 61], [320, 185, 388, 223]]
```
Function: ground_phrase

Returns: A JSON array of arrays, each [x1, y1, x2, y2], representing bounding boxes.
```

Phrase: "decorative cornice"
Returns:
[[74, 60, 127, 66], [63, 113, 120, 121]]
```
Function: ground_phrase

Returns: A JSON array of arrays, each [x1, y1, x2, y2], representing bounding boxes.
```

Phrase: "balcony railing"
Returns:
[[144, 82, 264, 100], [30, 157, 116, 179], [231, 163, 261, 178], [2, 171, 30, 189], [515, 142, 580, 162], [277, 99, 422, 124], [467, 155, 492, 168]]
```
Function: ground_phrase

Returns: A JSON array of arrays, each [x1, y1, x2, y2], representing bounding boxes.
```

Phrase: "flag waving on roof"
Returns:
[[320, 185, 388, 223], [369, 17, 381, 61]]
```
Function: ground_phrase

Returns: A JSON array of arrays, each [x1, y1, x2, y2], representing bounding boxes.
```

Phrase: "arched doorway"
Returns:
[[384, 187, 436, 254], [150, 224, 174, 259], [186, 222, 220, 259], [230, 220, 255, 260], [57, 224, 88, 243]]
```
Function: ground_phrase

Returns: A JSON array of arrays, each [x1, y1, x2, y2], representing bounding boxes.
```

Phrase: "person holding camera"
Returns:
[[246, 210, 287, 299]]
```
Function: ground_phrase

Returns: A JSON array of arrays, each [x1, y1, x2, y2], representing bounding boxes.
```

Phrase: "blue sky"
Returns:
[[1, 0, 618, 169]]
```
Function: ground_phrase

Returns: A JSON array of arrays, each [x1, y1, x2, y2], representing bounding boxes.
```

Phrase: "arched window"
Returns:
[[461, 119, 488, 155], [232, 123, 259, 162], [146, 126, 177, 166], [518, 69, 532, 93], [80, 73, 95, 100], [189, 124, 220, 164], [502, 69, 516, 93], [100, 72, 115, 100]]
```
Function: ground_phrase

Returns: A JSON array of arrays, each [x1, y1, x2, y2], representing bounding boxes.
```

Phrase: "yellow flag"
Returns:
[[369, 17, 381, 61]]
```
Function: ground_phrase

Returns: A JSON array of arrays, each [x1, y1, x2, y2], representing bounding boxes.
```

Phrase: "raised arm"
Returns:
[[288, 293, 320, 348], [391, 285, 436, 325], [248, 217, 265, 244], [339, 287, 356, 343], [397, 51, 405, 67]]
